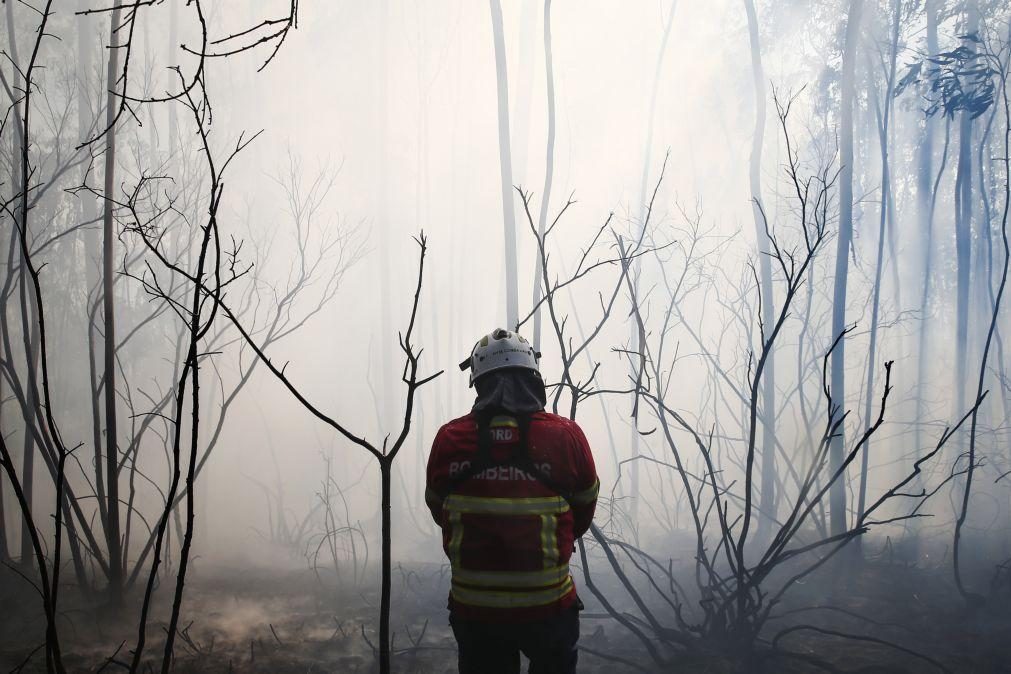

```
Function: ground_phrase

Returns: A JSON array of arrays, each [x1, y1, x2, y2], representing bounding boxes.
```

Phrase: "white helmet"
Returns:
[[459, 329, 540, 386]]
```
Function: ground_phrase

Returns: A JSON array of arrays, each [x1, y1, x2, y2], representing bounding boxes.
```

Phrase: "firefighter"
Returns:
[[425, 329, 599, 674]]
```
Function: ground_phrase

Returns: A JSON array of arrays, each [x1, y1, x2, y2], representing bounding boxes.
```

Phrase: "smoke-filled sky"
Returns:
[[118, 0, 991, 562], [5, 0, 1009, 574], [180, 0, 782, 561]]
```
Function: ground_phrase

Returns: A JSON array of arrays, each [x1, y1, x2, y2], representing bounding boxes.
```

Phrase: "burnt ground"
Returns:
[[2, 552, 1011, 673]]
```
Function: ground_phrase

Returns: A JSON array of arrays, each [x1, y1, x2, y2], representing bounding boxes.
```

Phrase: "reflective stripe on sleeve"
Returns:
[[448, 511, 464, 567], [540, 514, 559, 569], [569, 478, 600, 506], [451, 575, 575, 608], [452, 564, 570, 589], [444, 494, 570, 516]]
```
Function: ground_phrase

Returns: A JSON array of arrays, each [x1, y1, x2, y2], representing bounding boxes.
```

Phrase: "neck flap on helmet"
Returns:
[[472, 368, 547, 415]]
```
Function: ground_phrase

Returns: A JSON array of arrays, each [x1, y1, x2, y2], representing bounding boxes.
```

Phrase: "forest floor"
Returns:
[[2, 548, 1011, 673]]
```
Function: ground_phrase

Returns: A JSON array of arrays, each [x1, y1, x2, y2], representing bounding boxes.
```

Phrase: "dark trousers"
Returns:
[[450, 606, 580, 674]]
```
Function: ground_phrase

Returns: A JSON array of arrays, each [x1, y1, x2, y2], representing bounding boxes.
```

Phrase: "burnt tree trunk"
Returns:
[[101, 1, 125, 604]]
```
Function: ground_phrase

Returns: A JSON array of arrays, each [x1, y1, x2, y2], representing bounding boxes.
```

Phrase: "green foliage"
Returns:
[[894, 32, 997, 119]]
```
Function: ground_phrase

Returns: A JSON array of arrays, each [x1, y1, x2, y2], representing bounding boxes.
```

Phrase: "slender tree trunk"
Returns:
[[830, 0, 864, 537], [0, 446, 6, 563], [0, 276, 7, 565], [0, 271, 6, 566], [978, 99, 1011, 454], [379, 459, 392, 674], [159, 181, 220, 674], [413, 11, 430, 515], [141, 9, 157, 157], [913, 0, 940, 474], [954, 14, 1010, 602], [511, 0, 537, 189], [531, 0, 555, 353], [5, 0, 37, 573], [953, 4, 979, 427], [377, 0, 395, 437], [744, 0, 777, 541], [161, 336, 202, 673], [78, 0, 110, 546], [0, 255, 6, 565], [630, 0, 678, 525], [17, 278, 40, 570], [168, 0, 178, 154], [972, 80, 999, 466], [489, 0, 519, 329], [858, 0, 901, 531], [102, 2, 124, 603]]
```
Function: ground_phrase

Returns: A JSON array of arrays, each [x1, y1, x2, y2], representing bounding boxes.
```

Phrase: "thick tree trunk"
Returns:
[[102, 2, 124, 603], [490, 0, 519, 329], [830, 0, 863, 537]]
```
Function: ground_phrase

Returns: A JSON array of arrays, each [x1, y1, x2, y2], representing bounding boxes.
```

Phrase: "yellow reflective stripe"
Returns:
[[448, 512, 464, 566], [490, 415, 518, 428], [451, 576, 575, 608], [452, 565, 570, 589], [540, 514, 559, 569], [425, 487, 443, 510], [569, 478, 600, 506], [444, 494, 569, 516]]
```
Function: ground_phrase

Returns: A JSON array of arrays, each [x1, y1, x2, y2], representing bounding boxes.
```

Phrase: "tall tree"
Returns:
[[954, 8, 1009, 604], [532, 0, 556, 352], [378, 0, 397, 445], [101, 1, 125, 603], [953, 2, 979, 425], [830, 0, 864, 537], [743, 0, 778, 540], [490, 0, 519, 329], [168, 0, 178, 154], [630, 0, 679, 524], [913, 0, 941, 466], [5, 0, 41, 573], [0, 441, 6, 563], [77, 0, 109, 562], [858, 0, 901, 529], [510, 0, 537, 190]]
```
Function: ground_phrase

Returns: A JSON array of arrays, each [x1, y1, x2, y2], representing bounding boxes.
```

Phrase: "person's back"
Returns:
[[426, 329, 598, 674]]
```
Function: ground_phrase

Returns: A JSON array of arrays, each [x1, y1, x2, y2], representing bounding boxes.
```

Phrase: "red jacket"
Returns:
[[426, 411, 598, 623]]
